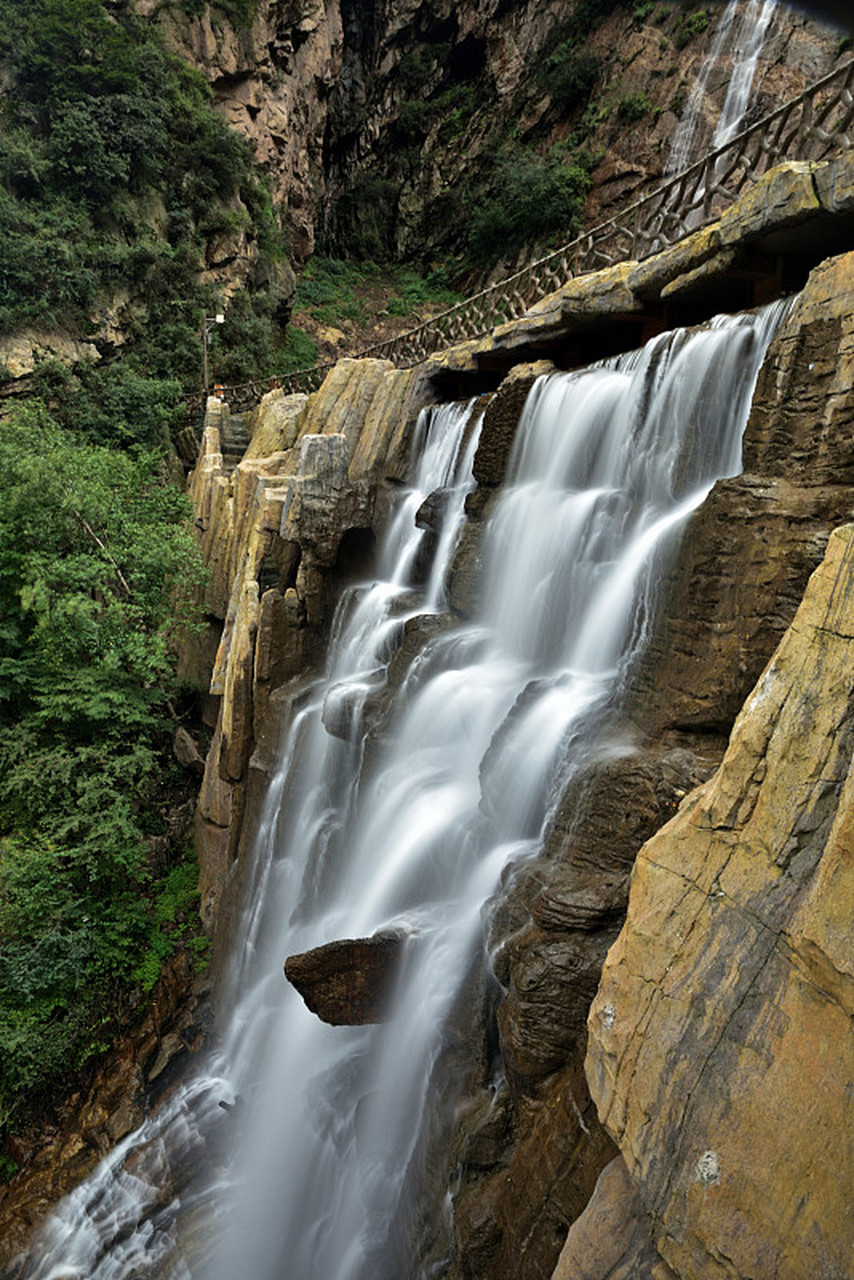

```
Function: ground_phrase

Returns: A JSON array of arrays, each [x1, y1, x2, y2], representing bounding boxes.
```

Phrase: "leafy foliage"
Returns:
[[618, 92, 654, 121], [467, 147, 591, 265], [0, 0, 287, 407], [540, 43, 601, 113], [674, 8, 712, 48], [0, 403, 206, 1121], [274, 325, 319, 375]]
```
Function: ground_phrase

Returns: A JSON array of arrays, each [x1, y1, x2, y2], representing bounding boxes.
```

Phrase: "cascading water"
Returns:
[[13, 302, 786, 1280], [667, 0, 778, 175], [710, 0, 777, 151]]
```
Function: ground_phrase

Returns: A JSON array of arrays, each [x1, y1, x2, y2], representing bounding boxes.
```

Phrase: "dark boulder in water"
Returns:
[[284, 931, 408, 1025]]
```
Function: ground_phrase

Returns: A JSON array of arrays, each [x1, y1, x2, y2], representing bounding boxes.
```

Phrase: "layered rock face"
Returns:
[[432, 173, 854, 1280], [190, 172, 854, 1280], [586, 523, 854, 1280], [155, 0, 842, 270], [188, 359, 430, 954], [4, 157, 854, 1274]]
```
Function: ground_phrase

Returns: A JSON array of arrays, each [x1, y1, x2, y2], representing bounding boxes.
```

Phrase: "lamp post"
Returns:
[[202, 312, 225, 395]]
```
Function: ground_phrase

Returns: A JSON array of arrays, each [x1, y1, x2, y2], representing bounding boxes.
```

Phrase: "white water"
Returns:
[[667, 0, 778, 175], [14, 305, 786, 1280]]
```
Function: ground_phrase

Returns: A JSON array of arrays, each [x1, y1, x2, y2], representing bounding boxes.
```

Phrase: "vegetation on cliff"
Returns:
[[0, 0, 264, 1137], [0, 0, 288, 428], [0, 403, 207, 1132]]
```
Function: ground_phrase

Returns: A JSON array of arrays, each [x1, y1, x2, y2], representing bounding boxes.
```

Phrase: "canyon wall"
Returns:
[[3, 152, 854, 1278], [154, 0, 842, 271], [193, 156, 854, 1280]]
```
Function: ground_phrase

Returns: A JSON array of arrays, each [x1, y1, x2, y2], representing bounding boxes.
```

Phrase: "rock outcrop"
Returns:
[[188, 360, 429, 956], [183, 164, 854, 1280], [284, 931, 407, 1024], [586, 522, 854, 1280], [442, 180, 854, 1280]]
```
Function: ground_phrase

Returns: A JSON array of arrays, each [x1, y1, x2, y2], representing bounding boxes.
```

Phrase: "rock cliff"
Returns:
[[585, 521, 854, 1280], [4, 149, 854, 1279], [188, 358, 432, 957], [155, 0, 842, 272], [415, 168, 854, 1280]]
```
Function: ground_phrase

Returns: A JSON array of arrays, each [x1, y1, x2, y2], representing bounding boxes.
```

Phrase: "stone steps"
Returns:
[[220, 412, 251, 473]]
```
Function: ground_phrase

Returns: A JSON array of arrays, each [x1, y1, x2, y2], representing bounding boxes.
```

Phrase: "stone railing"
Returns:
[[211, 55, 854, 412]]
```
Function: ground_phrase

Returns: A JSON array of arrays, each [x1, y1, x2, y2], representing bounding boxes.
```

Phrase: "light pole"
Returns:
[[202, 312, 225, 395]]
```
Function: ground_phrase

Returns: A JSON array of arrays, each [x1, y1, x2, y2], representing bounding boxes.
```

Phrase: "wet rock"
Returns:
[[551, 1156, 672, 1280], [415, 487, 453, 534], [493, 746, 714, 1090], [587, 524, 854, 1280], [450, 1047, 616, 1280], [284, 931, 408, 1025], [0, 953, 211, 1271], [633, 249, 854, 735], [472, 362, 555, 490]]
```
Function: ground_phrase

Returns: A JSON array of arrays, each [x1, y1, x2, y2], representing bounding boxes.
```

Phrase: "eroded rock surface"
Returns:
[[0, 955, 211, 1270], [189, 363, 427, 954], [587, 524, 854, 1280], [551, 1156, 673, 1280]]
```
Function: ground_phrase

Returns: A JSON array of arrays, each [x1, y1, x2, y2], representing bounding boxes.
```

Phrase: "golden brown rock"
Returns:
[[189, 361, 431, 952], [587, 524, 854, 1280], [718, 161, 821, 249], [551, 1156, 669, 1280]]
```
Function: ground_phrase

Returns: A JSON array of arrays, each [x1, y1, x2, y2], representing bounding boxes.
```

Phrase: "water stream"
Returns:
[[667, 0, 778, 175], [14, 303, 786, 1280]]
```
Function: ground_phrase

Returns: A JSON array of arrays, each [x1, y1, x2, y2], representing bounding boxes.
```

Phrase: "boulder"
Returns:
[[551, 1157, 672, 1280], [284, 931, 408, 1025], [173, 726, 205, 775]]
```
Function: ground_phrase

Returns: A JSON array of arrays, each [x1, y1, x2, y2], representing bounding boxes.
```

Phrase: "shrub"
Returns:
[[541, 43, 601, 113], [275, 326, 319, 375], [618, 92, 654, 121], [467, 146, 591, 265], [675, 9, 711, 48]]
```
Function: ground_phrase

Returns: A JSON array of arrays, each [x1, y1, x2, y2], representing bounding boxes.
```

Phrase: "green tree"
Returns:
[[467, 147, 591, 265], [0, 402, 205, 1120]]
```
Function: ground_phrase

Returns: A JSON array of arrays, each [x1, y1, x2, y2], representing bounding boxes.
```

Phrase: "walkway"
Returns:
[[210, 55, 854, 413]]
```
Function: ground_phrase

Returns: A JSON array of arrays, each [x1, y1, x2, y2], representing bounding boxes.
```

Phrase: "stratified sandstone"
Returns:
[[188, 362, 427, 948], [586, 524, 854, 1280], [633, 247, 854, 733]]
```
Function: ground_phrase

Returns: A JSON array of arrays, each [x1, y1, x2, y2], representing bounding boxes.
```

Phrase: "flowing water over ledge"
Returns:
[[11, 302, 787, 1280]]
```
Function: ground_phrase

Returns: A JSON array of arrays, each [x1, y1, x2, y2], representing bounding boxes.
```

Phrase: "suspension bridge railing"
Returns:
[[209, 55, 854, 414]]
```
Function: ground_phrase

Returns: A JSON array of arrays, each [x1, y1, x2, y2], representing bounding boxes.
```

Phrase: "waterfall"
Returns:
[[12, 304, 786, 1280], [667, 0, 778, 175]]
